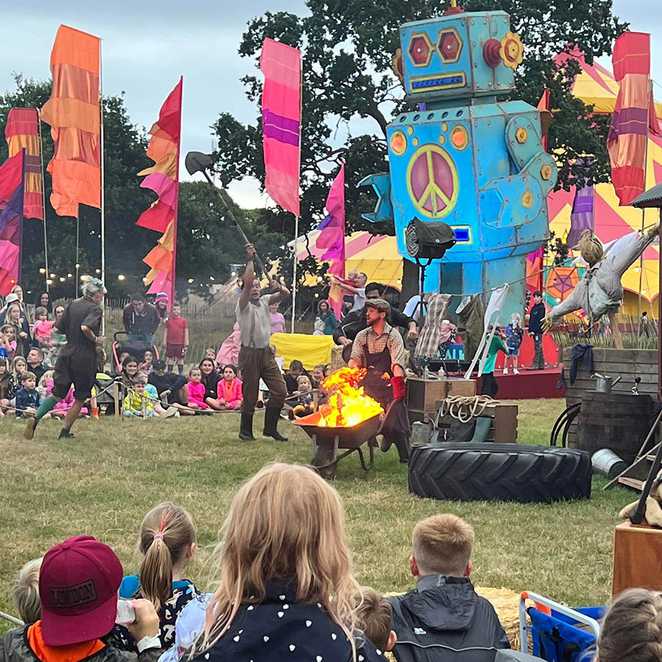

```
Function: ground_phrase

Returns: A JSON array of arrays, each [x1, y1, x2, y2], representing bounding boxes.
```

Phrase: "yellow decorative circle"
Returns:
[[442, 122, 448, 131], [451, 126, 469, 150], [499, 32, 524, 70], [540, 164, 553, 180], [515, 127, 528, 144], [412, 138, 419, 146], [407, 126, 414, 135], [439, 135, 446, 145], [405, 144, 459, 220], [390, 130, 407, 156], [522, 190, 533, 208]]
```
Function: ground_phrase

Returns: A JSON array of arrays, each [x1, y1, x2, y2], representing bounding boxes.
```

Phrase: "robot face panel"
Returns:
[[400, 11, 522, 101]]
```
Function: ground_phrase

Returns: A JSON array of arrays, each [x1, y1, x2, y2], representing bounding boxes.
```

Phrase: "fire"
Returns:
[[316, 367, 383, 427]]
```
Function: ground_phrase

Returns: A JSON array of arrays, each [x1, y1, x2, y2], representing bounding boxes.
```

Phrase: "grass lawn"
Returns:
[[0, 399, 634, 626]]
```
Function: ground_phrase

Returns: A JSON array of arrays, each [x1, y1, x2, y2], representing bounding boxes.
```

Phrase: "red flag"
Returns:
[[608, 32, 659, 205], [260, 38, 301, 217], [0, 151, 25, 295]]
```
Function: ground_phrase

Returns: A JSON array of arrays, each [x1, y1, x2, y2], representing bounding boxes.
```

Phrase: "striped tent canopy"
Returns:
[[295, 231, 402, 288], [548, 50, 662, 309]]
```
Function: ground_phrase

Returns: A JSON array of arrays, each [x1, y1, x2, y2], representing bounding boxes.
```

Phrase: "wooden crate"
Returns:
[[613, 521, 662, 596]]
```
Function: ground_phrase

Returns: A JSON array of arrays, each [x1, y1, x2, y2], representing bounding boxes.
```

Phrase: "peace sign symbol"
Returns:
[[406, 144, 459, 219]]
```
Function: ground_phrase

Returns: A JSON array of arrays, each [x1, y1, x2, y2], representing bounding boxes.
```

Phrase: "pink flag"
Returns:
[[316, 165, 345, 317], [608, 32, 659, 205], [260, 38, 301, 217]]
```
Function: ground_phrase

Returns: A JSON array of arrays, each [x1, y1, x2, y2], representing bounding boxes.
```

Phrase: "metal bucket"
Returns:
[[591, 448, 627, 479]]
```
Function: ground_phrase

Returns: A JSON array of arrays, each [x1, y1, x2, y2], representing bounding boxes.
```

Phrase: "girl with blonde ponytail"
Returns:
[[192, 463, 385, 662], [117, 502, 198, 650]]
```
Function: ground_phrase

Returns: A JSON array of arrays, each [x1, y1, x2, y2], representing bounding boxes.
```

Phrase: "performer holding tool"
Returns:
[[348, 298, 410, 463]]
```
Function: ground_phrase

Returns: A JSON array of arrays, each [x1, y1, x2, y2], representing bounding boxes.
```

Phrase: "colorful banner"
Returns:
[[260, 38, 301, 217], [316, 165, 345, 317], [567, 183, 595, 246], [5, 108, 43, 220], [41, 24, 100, 218], [607, 32, 659, 206], [0, 151, 24, 295], [137, 78, 182, 304]]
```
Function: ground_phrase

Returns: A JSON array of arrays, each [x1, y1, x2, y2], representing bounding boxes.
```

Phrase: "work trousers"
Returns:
[[533, 333, 545, 370], [238, 345, 287, 415]]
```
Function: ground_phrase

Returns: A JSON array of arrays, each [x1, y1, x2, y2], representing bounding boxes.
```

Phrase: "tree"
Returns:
[[212, 0, 626, 285]]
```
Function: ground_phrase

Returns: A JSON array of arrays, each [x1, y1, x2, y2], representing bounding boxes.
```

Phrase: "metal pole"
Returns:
[[37, 109, 49, 292], [75, 215, 80, 297], [658, 207, 662, 401], [99, 37, 105, 331], [17, 149, 25, 286], [291, 215, 299, 333], [170, 76, 183, 307]]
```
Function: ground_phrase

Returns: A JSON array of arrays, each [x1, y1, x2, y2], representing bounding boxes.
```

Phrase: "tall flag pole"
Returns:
[[607, 31, 659, 206], [316, 164, 346, 318], [5, 108, 48, 291], [260, 38, 302, 331], [100, 36, 105, 315], [136, 78, 183, 305], [0, 150, 25, 295]]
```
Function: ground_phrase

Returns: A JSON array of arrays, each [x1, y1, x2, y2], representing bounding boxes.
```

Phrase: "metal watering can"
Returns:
[[592, 373, 622, 393]]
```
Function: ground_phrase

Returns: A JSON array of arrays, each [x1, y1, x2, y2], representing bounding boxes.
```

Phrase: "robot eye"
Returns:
[[408, 34, 433, 67], [437, 29, 462, 63]]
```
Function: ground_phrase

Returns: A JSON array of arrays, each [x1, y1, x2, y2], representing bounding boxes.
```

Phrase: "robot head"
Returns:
[[398, 9, 523, 102]]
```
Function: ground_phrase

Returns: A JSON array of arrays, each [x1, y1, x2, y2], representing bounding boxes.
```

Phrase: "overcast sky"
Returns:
[[0, 0, 660, 208]]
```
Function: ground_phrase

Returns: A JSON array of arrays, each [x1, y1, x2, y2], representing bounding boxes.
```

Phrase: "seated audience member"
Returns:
[[12, 355, 28, 383], [314, 300, 338, 336], [26, 348, 48, 383], [186, 367, 209, 410], [597, 588, 662, 662], [0, 535, 163, 660], [123, 373, 157, 418], [39, 370, 88, 419], [157, 593, 212, 662], [120, 355, 141, 392], [15, 371, 40, 418], [215, 364, 242, 410], [114, 503, 199, 651], [311, 364, 325, 389], [144, 379, 179, 418], [388, 514, 509, 662], [14, 558, 43, 625], [198, 358, 222, 409], [140, 349, 155, 375], [190, 463, 385, 662], [356, 588, 398, 655], [149, 360, 192, 413], [204, 348, 217, 365], [288, 374, 317, 419], [0, 323, 17, 360], [32, 307, 54, 350], [0, 358, 15, 414], [284, 359, 306, 394]]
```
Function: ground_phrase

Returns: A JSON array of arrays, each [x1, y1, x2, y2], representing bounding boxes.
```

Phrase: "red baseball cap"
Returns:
[[39, 535, 123, 646]]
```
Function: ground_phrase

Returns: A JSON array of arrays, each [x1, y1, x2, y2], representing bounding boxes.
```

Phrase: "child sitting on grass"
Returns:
[[13, 557, 42, 625], [32, 306, 54, 350], [139, 349, 155, 375], [288, 374, 317, 419], [15, 371, 40, 418], [26, 347, 47, 383], [186, 367, 209, 410], [123, 373, 157, 417], [356, 588, 397, 656], [215, 364, 243, 410], [39, 370, 89, 419]]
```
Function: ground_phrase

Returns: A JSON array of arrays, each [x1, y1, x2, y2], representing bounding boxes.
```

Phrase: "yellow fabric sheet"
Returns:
[[271, 332, 335, 370]]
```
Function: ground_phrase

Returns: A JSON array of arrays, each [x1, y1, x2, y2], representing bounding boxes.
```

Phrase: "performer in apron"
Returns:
[[349, 299, 410, 463]]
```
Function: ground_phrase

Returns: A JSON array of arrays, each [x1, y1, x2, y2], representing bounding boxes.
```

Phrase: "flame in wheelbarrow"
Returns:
[[315, 367, 383, 427]]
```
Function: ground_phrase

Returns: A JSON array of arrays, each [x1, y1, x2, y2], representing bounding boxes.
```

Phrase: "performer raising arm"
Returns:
[[236, 243, 289, 442], [25, 277, 106, 440]]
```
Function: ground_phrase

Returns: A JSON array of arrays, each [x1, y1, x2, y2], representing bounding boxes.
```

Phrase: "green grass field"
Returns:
[[0, 399, 634, 626]]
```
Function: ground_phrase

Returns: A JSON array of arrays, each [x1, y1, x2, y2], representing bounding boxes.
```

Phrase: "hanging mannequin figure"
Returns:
[[544, 226, 659, 348]]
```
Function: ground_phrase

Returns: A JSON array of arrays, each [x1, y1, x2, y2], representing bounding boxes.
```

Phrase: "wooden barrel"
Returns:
[[577, 392, 655, 464]]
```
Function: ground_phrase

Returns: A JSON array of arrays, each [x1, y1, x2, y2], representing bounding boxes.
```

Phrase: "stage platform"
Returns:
[[493, 367, 564, 400]]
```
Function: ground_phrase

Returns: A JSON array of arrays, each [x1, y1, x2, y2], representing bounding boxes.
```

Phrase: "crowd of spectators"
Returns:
[[1, 462, 653, 661]]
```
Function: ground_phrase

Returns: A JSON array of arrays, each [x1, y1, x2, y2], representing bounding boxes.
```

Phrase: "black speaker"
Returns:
[[405, 218, 456, 259]]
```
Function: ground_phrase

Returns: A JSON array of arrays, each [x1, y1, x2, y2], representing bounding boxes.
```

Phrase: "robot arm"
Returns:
[[357, 173, 393, 224]]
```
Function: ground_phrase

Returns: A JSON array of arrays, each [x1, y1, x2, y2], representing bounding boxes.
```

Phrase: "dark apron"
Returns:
[[361, 334, 410, 462]]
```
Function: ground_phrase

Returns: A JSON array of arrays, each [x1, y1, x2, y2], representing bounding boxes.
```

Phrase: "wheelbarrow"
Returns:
[[294, 411, 383, 479]]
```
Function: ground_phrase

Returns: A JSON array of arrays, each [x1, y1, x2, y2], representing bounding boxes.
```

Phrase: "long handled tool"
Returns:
[[184, 151, 265, 277]]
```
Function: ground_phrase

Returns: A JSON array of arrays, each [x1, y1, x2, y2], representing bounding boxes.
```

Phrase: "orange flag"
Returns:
[[41, 25, 101, 218]]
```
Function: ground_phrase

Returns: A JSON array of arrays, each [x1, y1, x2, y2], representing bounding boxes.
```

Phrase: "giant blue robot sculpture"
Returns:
[[359, 3, 558, 317]]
